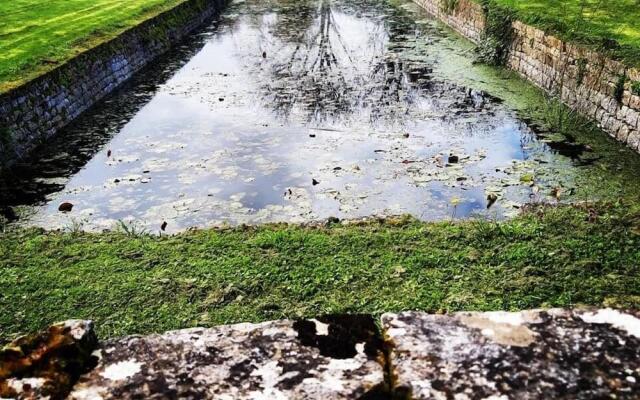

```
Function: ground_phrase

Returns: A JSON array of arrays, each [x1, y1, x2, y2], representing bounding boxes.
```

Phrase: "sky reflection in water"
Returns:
[[8, 0, 581, 232]]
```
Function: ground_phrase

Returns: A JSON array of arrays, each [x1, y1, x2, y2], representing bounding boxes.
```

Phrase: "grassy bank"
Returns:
[[486, 0, 640, 66], [1, 203, 639, 343], [0, 0, 187, 93]]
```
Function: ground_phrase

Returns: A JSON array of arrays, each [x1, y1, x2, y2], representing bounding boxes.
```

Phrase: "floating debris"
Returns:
[[58, 202, 74, 213], [487, 193, 498, 209], [2, 0, 617, 233]]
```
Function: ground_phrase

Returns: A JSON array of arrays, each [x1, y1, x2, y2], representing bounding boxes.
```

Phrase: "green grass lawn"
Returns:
[[1, 203, 639, 343], [0, 0, 187, 93], [1, 0, 640, 345], [488, 0, 640, 66]]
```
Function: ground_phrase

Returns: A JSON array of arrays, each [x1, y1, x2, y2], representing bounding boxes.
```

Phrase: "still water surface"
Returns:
[[0, 0, 619, 232]]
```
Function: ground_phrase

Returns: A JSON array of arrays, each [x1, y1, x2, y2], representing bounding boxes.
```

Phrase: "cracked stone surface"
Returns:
[[3, 309, 640, 399], [68, 315, 385, 399], [383, 309, 640, 399]]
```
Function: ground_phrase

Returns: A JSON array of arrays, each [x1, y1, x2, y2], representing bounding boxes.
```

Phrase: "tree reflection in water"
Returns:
[[259, 0, 425, 128]]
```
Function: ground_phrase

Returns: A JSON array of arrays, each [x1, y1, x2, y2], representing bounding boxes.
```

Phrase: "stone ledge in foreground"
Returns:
[[69, 315, 385, 399], [2, 309, 640, 399], [383, 309, 640, 399]]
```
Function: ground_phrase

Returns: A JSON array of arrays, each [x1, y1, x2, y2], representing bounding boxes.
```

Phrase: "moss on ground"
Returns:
[[1, 202, 639, 343]]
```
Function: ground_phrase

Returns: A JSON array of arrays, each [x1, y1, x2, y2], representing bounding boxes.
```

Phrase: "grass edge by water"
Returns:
[[1, 202, 639, 343]]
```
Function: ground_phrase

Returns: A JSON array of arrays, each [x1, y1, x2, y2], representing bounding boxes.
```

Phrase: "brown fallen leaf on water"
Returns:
[[161, 221, 168, 231], [486, 193, 498, 209], [58, 202, 73, 213]]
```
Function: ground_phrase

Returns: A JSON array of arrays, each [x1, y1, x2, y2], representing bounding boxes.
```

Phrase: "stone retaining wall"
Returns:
[[0, 0, 227, 169], [507, 22, 640, 152], [413, 0, 485, 43], [413, 0, 640, 153]]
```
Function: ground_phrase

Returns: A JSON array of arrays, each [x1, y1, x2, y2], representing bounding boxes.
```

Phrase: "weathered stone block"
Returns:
[[626, 109, 639, 128], [627, 130, 640, 149], [383, 309, 640, 399], [617, 125, 630, 142], [69, 317, 385, 399]]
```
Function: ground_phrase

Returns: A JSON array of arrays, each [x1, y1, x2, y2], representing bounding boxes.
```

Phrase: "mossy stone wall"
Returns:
[[0, 0, 227, 169], [414, 0, 640, 153]]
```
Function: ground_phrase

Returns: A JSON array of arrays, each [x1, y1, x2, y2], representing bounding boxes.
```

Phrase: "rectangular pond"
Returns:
[[2, 0, 640, 233]]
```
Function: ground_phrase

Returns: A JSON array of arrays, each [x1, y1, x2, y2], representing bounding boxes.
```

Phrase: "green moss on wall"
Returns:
[[477, 0, 515, 66], [614, 74, 627, 103], [0, 125, 13, 166], [576, 58, 587, 86], [441, 0, 459, 14], [632, 81, 640, 97]]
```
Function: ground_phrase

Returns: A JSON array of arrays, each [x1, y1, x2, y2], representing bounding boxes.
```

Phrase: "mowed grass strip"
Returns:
[[489, 0, 640, 66], [0, 0, 187, 93], [1, 203, 639, 343]]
